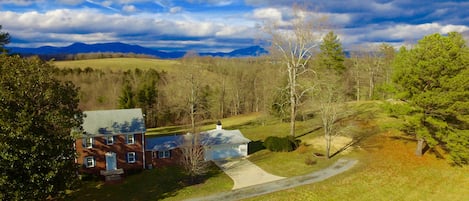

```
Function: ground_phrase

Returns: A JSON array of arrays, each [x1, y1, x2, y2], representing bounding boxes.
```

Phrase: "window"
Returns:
[[126, 134, 135, 144], [127, 152, 136, 163], [105, 136, 114, 145], [158, 150, 170, 159], [83, 137, 93, 148], [84, 156, 95, 168]]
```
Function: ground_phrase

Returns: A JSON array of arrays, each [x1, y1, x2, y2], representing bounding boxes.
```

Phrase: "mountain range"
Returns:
[[7, 42, 268, 59]]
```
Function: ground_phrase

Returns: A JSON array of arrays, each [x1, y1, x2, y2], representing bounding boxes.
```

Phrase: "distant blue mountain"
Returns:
[[7, 42, 268, 59]]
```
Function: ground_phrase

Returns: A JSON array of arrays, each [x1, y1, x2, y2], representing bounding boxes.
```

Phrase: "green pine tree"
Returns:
[[392, 32, 469, 165], [317, 31, 346, 74]]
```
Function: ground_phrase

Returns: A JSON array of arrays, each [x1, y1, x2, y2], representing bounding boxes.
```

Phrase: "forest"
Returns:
[[55, 40, 394, 129]]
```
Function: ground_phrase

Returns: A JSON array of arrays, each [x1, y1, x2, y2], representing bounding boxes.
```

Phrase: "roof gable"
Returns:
[[81, 108, 146, 136]]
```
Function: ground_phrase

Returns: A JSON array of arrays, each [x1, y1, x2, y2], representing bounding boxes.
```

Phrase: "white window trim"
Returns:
[[127, 152, 136, 163], [106, 136, 114, 145], [84, 137, 93, 148], [84, 156, 95, 168], [158, 150, 170, 159], [127, 134, 135, 144]]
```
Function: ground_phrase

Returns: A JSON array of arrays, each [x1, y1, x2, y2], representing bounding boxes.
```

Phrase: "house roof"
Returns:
[[145, 128, 251, 151], [201, 129, 251, 145], [81, 108, 146, 136], [145, 135, 182, 151]]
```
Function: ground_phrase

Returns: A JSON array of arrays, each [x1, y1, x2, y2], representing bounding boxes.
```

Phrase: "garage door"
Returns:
[[206, 145, 241, 161]]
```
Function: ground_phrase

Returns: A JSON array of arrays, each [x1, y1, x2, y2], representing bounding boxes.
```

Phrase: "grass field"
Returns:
[[69, 101, 469, 201], [54, 58, 180, 72]]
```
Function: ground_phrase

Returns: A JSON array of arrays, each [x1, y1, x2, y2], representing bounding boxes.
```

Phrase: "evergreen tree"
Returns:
[[317, 31, 346, 74], [392, 32, 469, 165], [0, 55, 82, 200], [0, 25, 11, 52], [118, 81, 136, 109]]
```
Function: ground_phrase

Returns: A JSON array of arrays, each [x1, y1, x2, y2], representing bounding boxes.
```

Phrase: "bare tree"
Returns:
[[178, 133, 209, 184], [316, 82, 344, 158], [262, 5, 326, 136]]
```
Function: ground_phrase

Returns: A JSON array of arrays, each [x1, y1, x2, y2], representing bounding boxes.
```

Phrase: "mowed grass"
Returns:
[[54, 58, 180, 72], [244, 113, 469, 200]]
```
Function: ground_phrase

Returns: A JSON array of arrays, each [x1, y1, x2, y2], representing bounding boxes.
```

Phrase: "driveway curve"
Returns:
[[186, 158, 358, 201], [214, 158, 285, 189]]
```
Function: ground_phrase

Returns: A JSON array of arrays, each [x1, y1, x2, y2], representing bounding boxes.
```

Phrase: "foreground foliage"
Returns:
[[0, 54, 82, 200]]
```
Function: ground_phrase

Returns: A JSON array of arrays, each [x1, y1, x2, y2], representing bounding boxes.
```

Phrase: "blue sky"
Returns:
[[1, 0, 468, 52]]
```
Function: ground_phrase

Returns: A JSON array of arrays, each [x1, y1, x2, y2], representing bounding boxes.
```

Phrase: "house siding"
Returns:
[[145, 148, 182, 168], [76, 133, 144, 175]]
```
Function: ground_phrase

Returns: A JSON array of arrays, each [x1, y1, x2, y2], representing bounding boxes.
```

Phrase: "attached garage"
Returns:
[[205, 144, 249, 161], [201, 123, 250, 161]]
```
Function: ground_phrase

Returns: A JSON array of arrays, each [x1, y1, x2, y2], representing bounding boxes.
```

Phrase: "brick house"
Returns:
[[144, 121, 250, 167], [75, 109, 146, 180], [145, 135, 183, 168]]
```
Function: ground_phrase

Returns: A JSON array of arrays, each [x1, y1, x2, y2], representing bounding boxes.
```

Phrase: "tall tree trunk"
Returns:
[[289, 64, 297, 137]]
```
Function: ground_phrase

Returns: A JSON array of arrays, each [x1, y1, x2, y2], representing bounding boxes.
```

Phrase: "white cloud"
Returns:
[[169, 6, 182, 13], [1, 8, 260, 49], [122, 4, 137, 12], [252, 7, 286, 25], [0, 0, 41, 6]]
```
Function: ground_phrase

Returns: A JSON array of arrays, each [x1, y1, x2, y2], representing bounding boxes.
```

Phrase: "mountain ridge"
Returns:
[[7, 42, 268, 59]]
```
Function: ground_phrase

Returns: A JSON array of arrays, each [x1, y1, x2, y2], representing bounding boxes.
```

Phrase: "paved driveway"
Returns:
[[214, 158, 285, 189], [187, 159, 358, 201]]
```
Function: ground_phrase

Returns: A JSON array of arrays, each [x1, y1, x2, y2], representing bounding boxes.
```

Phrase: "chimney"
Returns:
[[216, 120, 222, 130]]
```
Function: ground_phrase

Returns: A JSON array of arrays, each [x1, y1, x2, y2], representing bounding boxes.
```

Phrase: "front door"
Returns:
[[105, 152, 117, 171]]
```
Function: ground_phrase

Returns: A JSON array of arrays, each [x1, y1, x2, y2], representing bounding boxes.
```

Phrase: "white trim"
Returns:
[[106, 136, 114, 145], [84, 137, 93, 148], [127, 152, 136, 163], [158, 150, 170, 159], [126, 134, 135, 144], [84, 156, 95, 168]]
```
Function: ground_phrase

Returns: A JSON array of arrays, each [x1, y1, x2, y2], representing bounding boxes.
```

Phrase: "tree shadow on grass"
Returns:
[[68, 163, 224, 201]]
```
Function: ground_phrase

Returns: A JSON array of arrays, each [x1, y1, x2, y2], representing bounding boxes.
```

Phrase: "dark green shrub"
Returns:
[[263, 136, 300, 152]]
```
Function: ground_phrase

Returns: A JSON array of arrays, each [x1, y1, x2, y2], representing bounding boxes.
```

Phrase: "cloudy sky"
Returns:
[[1, 0, 468, 52]]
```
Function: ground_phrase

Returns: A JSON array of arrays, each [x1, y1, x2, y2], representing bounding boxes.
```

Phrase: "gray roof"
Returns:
[[201, 129, 251, 145], [145, 135, 182, 151], [81, 108, 146, 136], [145, 129, 251, 151]]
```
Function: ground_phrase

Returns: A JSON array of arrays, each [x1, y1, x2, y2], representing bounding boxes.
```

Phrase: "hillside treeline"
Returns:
[[56, 44, 394, 128]]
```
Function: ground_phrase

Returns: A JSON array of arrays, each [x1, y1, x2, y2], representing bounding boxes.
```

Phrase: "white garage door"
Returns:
[[206, 145, 241, 161]]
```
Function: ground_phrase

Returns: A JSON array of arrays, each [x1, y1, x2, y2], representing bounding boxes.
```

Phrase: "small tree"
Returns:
[[316, 82, 344, 158], [178, 133, 209, 184], [0, 55, 82, 200]]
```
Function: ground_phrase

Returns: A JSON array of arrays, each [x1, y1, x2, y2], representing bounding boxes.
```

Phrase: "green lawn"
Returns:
[[54, 58, 180, 72], [68, 163, 232, 201]]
